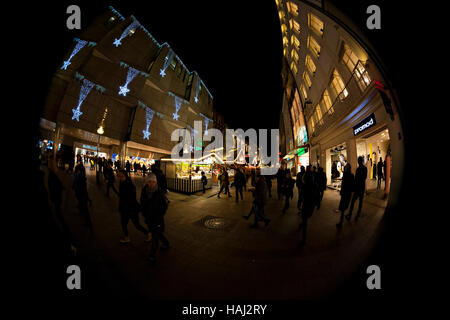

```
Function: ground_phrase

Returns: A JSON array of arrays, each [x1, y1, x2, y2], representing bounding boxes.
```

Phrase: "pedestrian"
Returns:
[[117, 170, 150, 243], [73, 162, 92, 228], [250, 169, 256, 187], [276, 167, 285, 200], [217, 168, 231, 198], [142, 163, 147, 177], [377, 157, 383, 190], [125, 160, 131, 175], [296, 166, 305, 212], [201, 171, 207, 193], [234, 168, 245, 202], [243, 171, 270, 228], [298, 165, 316, 245], [281, 171, 295, 214], [140, 173, 170, 263], [316, 166, 327, 209], [48, 160, 71, 238], [90, 158, 95, 170], [346, 156, 368, 221], [105, 162, 119, 198], [336, 163, 354, 228], [372, 157, 377, 180], [265, 174, 273, 198]]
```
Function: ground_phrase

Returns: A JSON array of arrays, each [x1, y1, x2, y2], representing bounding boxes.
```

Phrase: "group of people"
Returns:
[[71, 158, 170, 263]]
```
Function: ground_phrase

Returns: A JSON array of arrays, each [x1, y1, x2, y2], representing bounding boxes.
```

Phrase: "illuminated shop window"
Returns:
[[278, 10, 285, 21], [290, 35, 300, 48], [284, 47, 288, 57], [289, 19, 300, 33], [291, 49, 299, 64], [300, 84, 308, 100], [305, 55, 316, 75], [308, 13, 324, 36], [320, 89, 334, 114], [290, 61, 298, 74], [330, 69, 348, 100], [303, 71, 312, 88], [307, 36, 321, 58], [287, 2, 299, 16]]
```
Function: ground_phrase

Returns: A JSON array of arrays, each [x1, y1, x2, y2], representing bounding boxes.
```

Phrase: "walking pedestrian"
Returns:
[[142, 163, 147, 177], [234, 168, 245, 202], [296, 166, 305, 212], [298, 165, 316, 246], [346, 156, 368, 221], [316, 166, 327, 209], [73, 162, 92, 228], [105, 162, 119, 198], [217, 168, 231, 198], [377, 157, 383, 190], [125, 160, 131, 175], [336, 163, 354, 228], [140, 173, 170, 263], [117, 170, 150, 243], [276, 167, 285, 200], [281, 171, 295, 214], [243, 171, 270, 228], [201, 171, 207, 193]]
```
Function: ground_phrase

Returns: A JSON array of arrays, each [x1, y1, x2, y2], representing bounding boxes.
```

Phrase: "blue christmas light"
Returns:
[[61, 39, 88, 70], [113, 19, 141, 47], [142, 105, 155, 140], [72, 78, 95, 121], [118, 66, 140, 96], [200, 113, 212, 135], [194, 75, 200, 103], [160, 49, 174, 77], [173, 95, 183, 120]]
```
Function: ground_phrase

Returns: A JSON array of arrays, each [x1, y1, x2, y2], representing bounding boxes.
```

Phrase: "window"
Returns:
[[283, 47, 288, 57], [342, 44, 371, 90], [308, 116, 315, 133], [286, 2, 299, 16], [303, 71, 312, 88], [290, 61, 298, 75], [289, 19, 300, 33], [283, 36, 289, 47], [307, 36, 321, 58], [308, 13, 324, 36], [342, 43, 359, 73], [170, 58, 177, 70], [315, 104, 323, 125], [177, 66, 182, 78], [330, 69, 348, 100], [278, 10, 285, 21], [291, 49, 299, 64], [305, 55, 316, 75], [290, 35, 300, 48], [300, 84, 308, 100], [281, 24, 288, 34], [320, 89, 334, 114]]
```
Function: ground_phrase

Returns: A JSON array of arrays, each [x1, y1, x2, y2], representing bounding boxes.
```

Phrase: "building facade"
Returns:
[[40, 6, 214, 167], [276, 0, 405, 207]]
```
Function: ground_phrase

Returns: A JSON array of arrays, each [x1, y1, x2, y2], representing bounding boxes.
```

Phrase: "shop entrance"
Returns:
[[328, 143, 347, 190], [356, 127, 391, 196]]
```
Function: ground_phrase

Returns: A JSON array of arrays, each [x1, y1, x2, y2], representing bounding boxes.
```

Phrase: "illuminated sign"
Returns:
[[353, 113, 376, 136]]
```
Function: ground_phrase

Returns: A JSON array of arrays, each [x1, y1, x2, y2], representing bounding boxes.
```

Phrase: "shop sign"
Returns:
[[82, 144, 97, 151], [353, 113, 376, 136], [297, 147, 306, 156]]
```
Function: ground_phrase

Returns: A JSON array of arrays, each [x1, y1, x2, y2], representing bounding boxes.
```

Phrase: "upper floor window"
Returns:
[[330, 69, 348, 100], [287, 2, 299, 16], [307, 36, 321, 58], [308, 116, 315, 133], [281, 24, 288, 34], [303, 71, 312, 88], [305, 55, 316, 75], [278, 10, 285, 21], [308, 13, 324, 36], [320, 89, 334, 114], [300, 84, 308, 100], [315, 104, 323, 125], [354, 61, 372, 91], [283, 36, 289, 47], [289, 19, 300, 34], [290, 61, 298, 75], [291, 49, 299, 64], [290, 35, 300, 48], [170, 57, 177, 70]]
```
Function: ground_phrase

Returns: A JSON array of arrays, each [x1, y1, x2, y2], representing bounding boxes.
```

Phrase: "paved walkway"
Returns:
[[43, 164, 387, 300]]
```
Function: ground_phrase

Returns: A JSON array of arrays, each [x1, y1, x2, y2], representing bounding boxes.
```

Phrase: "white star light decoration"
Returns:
[[61, 39, 87, 70], [118, 67, 140, 96], [194, 76, 200, 103], [72, 79, 95, 122], [113, 20, 141, 47], [173, 96, 183, 120], [200, 113, 212, 136], [160, 49, 174, 78], [142, 106, 155, 140]]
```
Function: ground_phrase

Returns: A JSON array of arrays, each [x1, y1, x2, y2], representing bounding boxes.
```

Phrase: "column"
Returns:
[[119, 141, 127, 167], [346, 137, 358, 174], [325, 148, 331, 185]]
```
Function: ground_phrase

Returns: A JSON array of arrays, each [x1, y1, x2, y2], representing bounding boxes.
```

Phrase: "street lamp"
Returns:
[[96, 125, 104, 185]]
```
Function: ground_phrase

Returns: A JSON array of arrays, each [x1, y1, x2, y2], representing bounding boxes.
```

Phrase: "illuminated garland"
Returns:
[[200, 113, 212, 135], [72, 78, 95, 121], [143, 105, 155, 140], [113, 19, 141, 47], [194, 75, 200, 103], [173, 95, 183, 120], [160, 49, 175, 77], [118, 66, 140, 96], [61, 39, 88, 70]]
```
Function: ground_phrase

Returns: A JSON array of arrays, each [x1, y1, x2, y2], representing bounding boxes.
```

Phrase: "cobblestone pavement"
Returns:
[[43, 164, 387, 300]]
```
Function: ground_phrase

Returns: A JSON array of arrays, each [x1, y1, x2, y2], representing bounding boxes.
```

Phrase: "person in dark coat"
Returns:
[[73, 163, 92, 228], [377, 157, 383, 190], [264, 174, 273, 198], [201, 171, 207, 193], [105, 162, 119, 198], [125, 160, 131, 175], [234, 168, 246, 202], [217, 168, 231, 198], [276, 167, 285, 200], [48, 160, 71, 239], [117, 170, 150, 243], [372, 158, 377, 180], [142, 163, 147, 177], [245, 172, 270, 228], [281, 171, 295, 214], [298, 165, 316, 245], [346, 156, 368, 221], [336, 163, 354, 228], [316, 166, 327, 209], [140, 173, 170, 262], [296, 166, 306, 212]]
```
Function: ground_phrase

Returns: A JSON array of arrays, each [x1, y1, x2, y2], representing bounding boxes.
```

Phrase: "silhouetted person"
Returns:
[[125, 160, 131, 175], [372, 159, 377, 180], [276, 167, 285, 200], [346, 156, 368, 221], [117, 170, 150, 243], [251, 169, 256, 187], [296, 166, 306, 212], [264, 174, 273, 198], [142, 163, 147, 177], [377, 157, 383, 190], [73, 163, 92, 228], [336, 163, 354, 228], [105, 162, 119, 198], [234, 168, 246, 202], [281, 171, 295, 214], [140, 173, 170, 263], [299, 165, 316, 245], [217, 168, 231, 198], [316, 166, 327, 209], [201, 171, 207, 193], [246, 172, 270, 228]]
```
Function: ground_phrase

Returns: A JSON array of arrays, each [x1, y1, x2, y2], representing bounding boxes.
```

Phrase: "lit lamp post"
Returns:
[[96, 125, 104, 185]]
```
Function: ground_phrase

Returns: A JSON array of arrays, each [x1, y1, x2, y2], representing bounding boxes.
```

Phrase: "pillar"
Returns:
[[346, 137, 358, 174]]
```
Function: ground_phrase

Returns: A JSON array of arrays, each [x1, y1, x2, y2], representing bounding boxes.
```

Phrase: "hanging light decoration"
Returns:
[[142, 105, 155, 140], [173, 95, 183, 120], [199, 113, 212, 135], [160, 49, 175, 77], [118, 66, 140, 96], [194, 75, 200, 103], [72, 78, 95, 122], [61, 39, 88, 70], [113, 19, 141, 47]]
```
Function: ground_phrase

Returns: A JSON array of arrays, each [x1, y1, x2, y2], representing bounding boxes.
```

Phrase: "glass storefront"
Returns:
[[328, 143, 347, 190]]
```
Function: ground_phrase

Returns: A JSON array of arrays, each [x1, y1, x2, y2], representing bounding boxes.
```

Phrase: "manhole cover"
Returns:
[[204, 217, 229, 229]]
